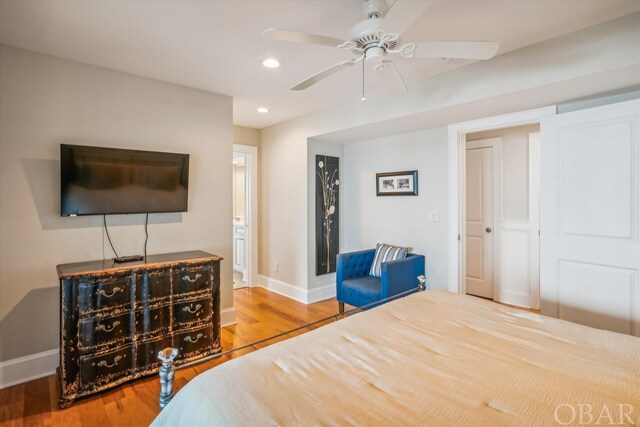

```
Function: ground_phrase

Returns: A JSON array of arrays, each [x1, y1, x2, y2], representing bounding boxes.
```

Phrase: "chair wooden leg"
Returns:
[[338, 302, 345, 315]]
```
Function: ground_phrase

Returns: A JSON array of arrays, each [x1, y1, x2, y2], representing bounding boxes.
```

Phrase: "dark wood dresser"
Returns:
[[56, 250, 222, 408]]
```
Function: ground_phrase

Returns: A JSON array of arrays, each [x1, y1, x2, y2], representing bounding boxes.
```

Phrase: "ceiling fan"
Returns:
[[262, 0, 499, 94]]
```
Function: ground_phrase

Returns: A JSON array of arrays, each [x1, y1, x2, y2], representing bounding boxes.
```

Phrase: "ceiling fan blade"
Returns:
[[379, 61, 408, 96], [381, 0, 434, 35], [414, 41, 500, 60], [262, 28, 345, 48], [291, 58, 361, 91]]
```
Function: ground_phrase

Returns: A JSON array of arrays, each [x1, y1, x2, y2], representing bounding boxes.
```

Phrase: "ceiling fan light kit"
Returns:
[[262, 0, 500, 95]]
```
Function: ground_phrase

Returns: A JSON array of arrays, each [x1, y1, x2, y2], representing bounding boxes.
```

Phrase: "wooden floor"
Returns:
[[0, 288, 338, 427]]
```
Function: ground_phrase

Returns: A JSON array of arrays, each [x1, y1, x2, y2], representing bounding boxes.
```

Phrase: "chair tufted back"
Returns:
[[336, 249, 376, 296]]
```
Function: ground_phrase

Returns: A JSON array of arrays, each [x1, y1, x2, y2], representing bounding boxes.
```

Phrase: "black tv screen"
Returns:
[[60, 144, 189, 216]]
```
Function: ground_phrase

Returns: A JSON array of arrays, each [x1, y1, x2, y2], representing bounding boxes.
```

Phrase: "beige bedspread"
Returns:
[[152, 290, 639, 426]]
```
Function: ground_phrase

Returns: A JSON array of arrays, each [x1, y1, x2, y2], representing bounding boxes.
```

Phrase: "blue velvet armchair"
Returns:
[[336, 249, 425, 314]]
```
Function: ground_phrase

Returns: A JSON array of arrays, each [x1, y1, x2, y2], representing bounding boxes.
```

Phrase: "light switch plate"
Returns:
[[429, 210, 440, 222]]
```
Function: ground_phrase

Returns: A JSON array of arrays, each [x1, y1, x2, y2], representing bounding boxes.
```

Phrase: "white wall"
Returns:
[[258, 15, 639, 296], [258, 124, 308, 286], [344, 128, 450, 290], [0, 45, 233, 363]]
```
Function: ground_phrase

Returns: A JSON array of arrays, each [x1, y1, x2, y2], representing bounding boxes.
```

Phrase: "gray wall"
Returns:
[[343, 127, 450, 290], [233, 126, 260, 147], [0, 45, 233, 361]]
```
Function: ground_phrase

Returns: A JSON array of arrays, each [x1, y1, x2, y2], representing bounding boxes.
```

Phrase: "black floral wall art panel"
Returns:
[[316, 155, 339, 275]]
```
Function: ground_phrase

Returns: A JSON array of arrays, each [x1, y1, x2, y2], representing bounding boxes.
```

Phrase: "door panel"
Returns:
[[498, 132, 540, 309], [540, 99, 639, 336], [560, 121, 632, 238], [466, 146, 494, 298]]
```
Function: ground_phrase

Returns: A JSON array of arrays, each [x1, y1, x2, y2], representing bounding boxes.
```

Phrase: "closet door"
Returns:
[[540, 99, 639, 336]]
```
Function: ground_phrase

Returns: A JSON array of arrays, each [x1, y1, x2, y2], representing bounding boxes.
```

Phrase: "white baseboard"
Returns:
[[0, 349, 58, 389], [257, 275, 336, 304], [221, 307, 237, 327], [257, 275, 308, 303], [308, 283, 336, 303]]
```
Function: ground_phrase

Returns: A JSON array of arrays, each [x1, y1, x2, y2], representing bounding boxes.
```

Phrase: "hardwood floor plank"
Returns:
[[0, 288, 336, 426], [0, 383, 25, 427]]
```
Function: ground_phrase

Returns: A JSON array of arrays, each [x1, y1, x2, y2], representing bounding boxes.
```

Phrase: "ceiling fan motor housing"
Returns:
[[349, 18, 398, 52], [363, 0, 388, 19]]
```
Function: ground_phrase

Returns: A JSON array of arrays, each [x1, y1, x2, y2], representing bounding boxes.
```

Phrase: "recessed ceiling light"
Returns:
[[262, 58, 280, 68], [257, 107, 269, 113]]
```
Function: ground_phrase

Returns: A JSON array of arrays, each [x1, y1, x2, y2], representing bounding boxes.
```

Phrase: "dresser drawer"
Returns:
[[174, 297, 212, 327], [136, 336, 172, 371], [136, 269, 171, 302], [173, 264, 211, 295], [79, 312, 131, 351], [79, 345, 133, 387], [176, 325, 213, 358], [135, 305, 170, 338], [78, 275, 131, 313]]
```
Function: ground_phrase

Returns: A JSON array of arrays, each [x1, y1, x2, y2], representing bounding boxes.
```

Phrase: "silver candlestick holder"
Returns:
[[157, 347, 179, 409], [418, 275, 427, 291]]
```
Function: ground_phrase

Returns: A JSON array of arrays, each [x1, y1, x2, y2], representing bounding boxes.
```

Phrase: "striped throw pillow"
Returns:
[[369, 243, 408, 278]]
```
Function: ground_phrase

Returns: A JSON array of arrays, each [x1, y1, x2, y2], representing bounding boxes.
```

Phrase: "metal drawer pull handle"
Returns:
[[184, 333, 203, 343], [182, 273, 202, 283], [97, 287, 123, 298], [96, 320, 121, 332], [97, 355, 122, 368], [182, 304, 202, 314]]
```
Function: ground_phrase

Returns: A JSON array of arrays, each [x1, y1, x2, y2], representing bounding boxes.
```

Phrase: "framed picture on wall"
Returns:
[[376, 170, 418, 196]]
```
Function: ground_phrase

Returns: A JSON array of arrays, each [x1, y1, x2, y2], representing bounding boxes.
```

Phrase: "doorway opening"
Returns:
[[232, 144, 258, 290], [463, 124, 540, 309], [232, 152, 248, 288], [447, 107, 556, 310]]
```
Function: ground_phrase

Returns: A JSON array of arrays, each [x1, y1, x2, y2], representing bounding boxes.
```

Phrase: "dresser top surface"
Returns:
[[56, 250, 222, 279]]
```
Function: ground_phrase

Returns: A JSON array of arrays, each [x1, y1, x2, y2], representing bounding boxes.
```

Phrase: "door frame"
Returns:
[[465, 138, 501, 300], [232, 144, 258, 288], [447, 106, 556, 296]]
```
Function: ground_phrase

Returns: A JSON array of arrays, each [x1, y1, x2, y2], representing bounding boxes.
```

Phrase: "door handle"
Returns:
[[486, 227, 492, 233]]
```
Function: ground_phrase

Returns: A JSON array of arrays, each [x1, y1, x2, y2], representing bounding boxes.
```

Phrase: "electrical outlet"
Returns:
[[275, 262, 279, 273], [429, 210, 440, 222]]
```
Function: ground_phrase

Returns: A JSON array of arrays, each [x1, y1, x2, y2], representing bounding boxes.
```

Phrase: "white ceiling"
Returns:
[[1, 0, 638, 129]]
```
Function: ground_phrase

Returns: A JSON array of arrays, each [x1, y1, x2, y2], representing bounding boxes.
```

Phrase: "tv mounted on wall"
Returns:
[[60, 144, 189, 216]]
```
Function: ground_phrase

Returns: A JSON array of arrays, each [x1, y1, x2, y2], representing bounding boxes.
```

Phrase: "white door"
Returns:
[[466, 142, 497, 299], [233, 234, 246, 272], [540, 99, 640, 336], [498, 132, 541, 309]]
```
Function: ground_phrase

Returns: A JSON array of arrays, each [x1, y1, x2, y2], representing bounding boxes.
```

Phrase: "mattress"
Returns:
[[151, 290, 639, 426]]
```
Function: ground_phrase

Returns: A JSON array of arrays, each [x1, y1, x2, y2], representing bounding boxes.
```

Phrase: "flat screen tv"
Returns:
[[60, 144, 189, 216]]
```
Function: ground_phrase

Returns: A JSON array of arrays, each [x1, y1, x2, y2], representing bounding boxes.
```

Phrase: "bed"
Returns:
[[151, 290, 639, 426]]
